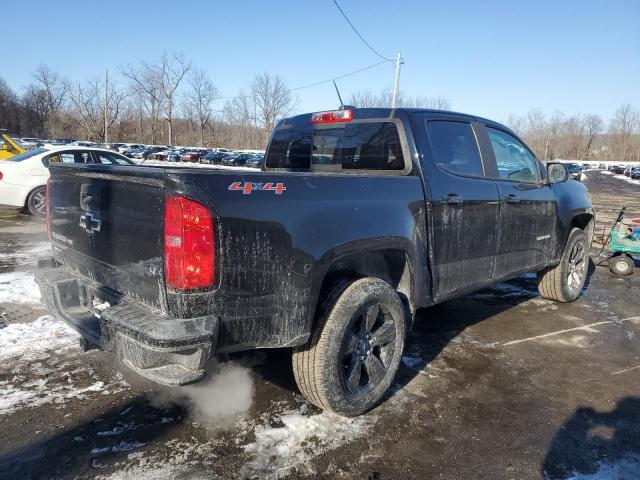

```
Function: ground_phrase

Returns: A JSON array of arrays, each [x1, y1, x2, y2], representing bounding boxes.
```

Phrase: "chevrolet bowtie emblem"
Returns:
[[79, 212, 102, 234]]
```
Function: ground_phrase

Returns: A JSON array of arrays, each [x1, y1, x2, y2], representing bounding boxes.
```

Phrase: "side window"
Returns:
[[426, 121, 484, 177], [95, 151, 131, 165], [487, 128, 539, 182], [53, 151, 93, 164]]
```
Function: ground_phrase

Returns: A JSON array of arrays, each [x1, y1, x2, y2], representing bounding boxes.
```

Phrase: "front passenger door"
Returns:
[[482, 126, 558, 276]]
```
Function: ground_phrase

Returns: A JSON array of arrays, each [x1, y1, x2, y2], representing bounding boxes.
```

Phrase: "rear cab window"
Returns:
[[265, 115, 409, 174]]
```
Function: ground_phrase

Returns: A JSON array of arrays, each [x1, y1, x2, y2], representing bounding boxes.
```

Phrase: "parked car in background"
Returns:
[[166, 148, 190, 161], [201, 151, 229, 164], [611, 165, 626, 174], [70, 141, 99, 147], [19, 137, 42, 148], [0, 147, 133, 216], [245, 154, 264, 169], [565, 163, 582, 181], [130, 146, 167, 160], [118, 144, 145, 154], [0, 130, 28, 160], [631, 168, 640, 180], [148, 148, 173, 160], [180, 149, 209, 162], [44, 138, 76, 147], [221, 152, 254, 167], [599, 163, 606, 169]]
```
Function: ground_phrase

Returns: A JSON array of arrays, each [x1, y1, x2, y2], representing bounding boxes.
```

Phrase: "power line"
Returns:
[[332, 0, 394, 62], [214, 59, 392, 101]]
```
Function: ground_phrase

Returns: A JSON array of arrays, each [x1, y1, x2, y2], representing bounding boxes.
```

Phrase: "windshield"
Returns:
[[8, 147, 47, 162]]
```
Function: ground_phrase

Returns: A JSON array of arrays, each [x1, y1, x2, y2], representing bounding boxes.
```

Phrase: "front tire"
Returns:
[[26, 186, 47, 217], [610, 255, 634, 276], [537, 228, 589, 302], [293, 277, 406, 417]]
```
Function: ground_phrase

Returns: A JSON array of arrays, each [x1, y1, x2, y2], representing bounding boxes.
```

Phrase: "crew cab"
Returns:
[[36, 108, 594, 416]]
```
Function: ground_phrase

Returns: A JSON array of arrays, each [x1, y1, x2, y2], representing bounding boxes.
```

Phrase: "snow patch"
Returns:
[[565, 454, 640, 479], [241, 408, 375, 477], [0, 242, 51, 263], [0, 315, 78, 363], [0, 271, 42, 305], [0, 380, 105, 416]]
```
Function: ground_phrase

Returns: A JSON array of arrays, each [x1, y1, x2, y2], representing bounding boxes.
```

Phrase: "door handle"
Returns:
[[443, 194, 464, 206], [504, 194, 521, 204]]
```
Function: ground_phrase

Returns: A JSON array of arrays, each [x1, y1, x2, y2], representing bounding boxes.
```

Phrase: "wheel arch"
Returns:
[[23, 183, 47, 209], [312, 246, 417, 333], [568, 211, 596, 250]]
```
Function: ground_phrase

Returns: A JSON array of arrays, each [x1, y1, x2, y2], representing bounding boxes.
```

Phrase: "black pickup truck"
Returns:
[[36, 108, 594, 416]]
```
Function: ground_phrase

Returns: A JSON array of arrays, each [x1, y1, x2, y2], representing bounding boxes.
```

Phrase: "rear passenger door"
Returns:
[[415, 115, 501, 297], [480, 125, 557, 275]]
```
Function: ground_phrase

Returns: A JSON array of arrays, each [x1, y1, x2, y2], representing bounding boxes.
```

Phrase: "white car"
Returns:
[[0, 146, 134, 216]]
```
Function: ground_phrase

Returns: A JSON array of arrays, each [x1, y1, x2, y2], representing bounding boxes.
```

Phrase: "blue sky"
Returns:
[[4, 0, 639, 123]]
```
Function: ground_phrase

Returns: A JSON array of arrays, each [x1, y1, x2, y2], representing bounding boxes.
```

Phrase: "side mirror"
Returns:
[[546, 162, 568, 184]]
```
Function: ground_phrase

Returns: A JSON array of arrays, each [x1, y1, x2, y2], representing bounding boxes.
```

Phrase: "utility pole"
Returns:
[[391, 53, 403, 109], [104, 68, 108, 143]]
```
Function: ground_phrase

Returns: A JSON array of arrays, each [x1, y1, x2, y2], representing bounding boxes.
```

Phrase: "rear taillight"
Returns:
[[164, 195, 215, 290], [0, 171, 3, 181], [311, 109, 353, 124], [46, 178, 51, 239]]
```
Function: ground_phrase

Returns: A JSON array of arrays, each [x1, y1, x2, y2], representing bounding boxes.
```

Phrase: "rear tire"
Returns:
[[610, 255, 634, 276], [292, 277, 406, 417], [537, 228, 588, 302], [26, 186, 47, 217]]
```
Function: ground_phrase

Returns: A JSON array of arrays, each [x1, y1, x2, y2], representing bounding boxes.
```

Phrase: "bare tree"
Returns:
[[68, 79, 128, 141], [155, 52, 191, 145], [32, 65, 68, 115], [31, 65, 69, 135], [121, 61, 164, 144], [346, 88, 451, 110], [184, 68, 217, 147], [347, 90, 378, 108], [582, 113, 603, 159], [250, 73, 297, 139], [609, 103, 640, 161]]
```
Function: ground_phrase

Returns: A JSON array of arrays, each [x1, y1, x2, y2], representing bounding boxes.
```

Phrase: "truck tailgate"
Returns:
[[48, 164, 166, 309]]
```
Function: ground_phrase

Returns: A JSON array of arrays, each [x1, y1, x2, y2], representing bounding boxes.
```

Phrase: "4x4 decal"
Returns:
[[228, 182, 286, 195]]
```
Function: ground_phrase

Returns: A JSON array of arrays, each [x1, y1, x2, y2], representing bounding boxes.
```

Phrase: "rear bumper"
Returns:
[[35, 258, 219, 386]]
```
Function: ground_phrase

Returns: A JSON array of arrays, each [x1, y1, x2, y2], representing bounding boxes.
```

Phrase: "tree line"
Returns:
[[0, 53, 638, 161]]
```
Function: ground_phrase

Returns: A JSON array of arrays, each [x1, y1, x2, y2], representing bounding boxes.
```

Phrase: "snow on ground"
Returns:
[[0, 270, 42, 305], [600, 170, 640, 186], [0, 242, 51, 262], [565, 454, 640, 479], [241, 407, 375, 477], [613, 174, 640, 186], [0, 315, 78, 363], [0, 315, 129, 416]]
